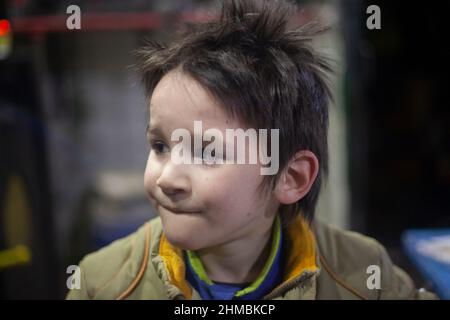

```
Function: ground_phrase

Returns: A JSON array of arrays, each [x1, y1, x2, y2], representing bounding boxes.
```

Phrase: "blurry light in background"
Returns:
[[0, 19, 12, 59], [0, 19, 11, 35]]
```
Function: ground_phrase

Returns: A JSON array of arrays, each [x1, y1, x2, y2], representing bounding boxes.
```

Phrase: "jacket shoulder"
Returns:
[[314, 220, 382, 273], [313, 220, 437, 300], [66, 217, 164, 300]]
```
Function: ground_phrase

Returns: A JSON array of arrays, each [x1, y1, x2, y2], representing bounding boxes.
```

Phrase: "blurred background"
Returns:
[[0, 0, 448, 299]]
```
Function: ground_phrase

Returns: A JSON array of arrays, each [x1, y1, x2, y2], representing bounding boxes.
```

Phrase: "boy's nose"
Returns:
[[156, 162, 191, 197]]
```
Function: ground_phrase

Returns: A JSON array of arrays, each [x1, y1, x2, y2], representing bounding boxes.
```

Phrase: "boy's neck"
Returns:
[[194, 217, 276, 285]]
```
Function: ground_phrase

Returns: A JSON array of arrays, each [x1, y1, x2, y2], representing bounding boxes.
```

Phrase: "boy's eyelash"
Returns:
[[150, 140, 169, 154], [147, 139, 223, 166]]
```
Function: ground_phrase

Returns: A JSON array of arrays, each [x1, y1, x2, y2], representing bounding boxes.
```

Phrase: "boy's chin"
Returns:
[[163, 229, 206, 251]]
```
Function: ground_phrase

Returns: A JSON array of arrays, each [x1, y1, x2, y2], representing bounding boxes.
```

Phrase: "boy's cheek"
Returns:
[[143, 165, 153, 190], [143, 174, 153, 196], [213, 164, 263, 190], [143, 165, 159, 200], [144, 155, 161, 184], [199, 168, 260, 201]]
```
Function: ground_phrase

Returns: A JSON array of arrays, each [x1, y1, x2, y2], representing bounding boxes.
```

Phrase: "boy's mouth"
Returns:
[[159, 204, 201, 215]]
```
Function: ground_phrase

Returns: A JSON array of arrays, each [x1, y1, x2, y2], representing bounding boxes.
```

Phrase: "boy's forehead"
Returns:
[[148, 70, 235, 130]]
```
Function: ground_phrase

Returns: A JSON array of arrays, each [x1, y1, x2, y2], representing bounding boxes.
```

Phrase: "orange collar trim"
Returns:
[[159, 234, 193, 299], [280, 215, 318, 285]]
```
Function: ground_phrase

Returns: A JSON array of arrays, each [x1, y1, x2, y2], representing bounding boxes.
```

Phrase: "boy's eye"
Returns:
[[151, 141, 169, 154]]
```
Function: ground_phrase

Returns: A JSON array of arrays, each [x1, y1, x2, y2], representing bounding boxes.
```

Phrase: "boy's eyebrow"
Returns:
[[146, 123, 165, 137], [145, 123, 164, 139]]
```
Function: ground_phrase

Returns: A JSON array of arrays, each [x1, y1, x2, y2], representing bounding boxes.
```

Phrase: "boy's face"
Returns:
[[144, 69, 278, 251]]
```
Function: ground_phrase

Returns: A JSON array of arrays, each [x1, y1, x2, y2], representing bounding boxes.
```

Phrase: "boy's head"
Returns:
[[138, 0, 332, 250]]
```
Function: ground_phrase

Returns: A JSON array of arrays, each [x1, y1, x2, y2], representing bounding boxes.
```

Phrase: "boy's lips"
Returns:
[[159, 204, 201, 214]]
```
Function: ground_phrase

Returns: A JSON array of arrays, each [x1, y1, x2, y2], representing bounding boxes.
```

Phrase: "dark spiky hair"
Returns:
[[136, 0, 332, 225]]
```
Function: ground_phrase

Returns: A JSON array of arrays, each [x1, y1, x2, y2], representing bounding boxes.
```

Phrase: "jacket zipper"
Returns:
[[263, 271, 316, 300]]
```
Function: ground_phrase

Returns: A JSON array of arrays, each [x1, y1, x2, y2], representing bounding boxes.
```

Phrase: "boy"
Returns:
[[67, 0, 436, 300]]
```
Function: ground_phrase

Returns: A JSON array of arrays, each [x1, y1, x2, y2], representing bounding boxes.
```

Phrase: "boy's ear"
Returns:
[[274, 150, 319, 205]]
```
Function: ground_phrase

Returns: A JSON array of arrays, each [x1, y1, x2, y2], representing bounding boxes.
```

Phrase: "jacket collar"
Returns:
[[157, 214, 320, 300]]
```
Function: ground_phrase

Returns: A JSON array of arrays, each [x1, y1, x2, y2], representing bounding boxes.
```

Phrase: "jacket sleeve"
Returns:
[[377, 242, 438, 300]]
